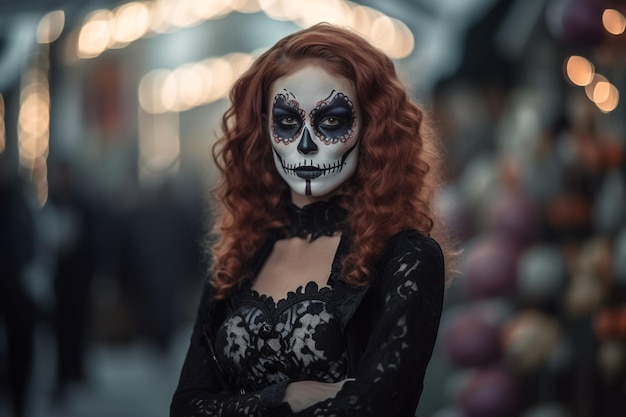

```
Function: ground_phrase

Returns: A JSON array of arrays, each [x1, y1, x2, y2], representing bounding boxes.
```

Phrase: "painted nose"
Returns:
[[297, 128, 318, 155]]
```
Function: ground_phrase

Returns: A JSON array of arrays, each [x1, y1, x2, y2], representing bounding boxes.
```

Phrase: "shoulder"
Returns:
[[385, 230, 444, 266], [377, 230, 445, 290]]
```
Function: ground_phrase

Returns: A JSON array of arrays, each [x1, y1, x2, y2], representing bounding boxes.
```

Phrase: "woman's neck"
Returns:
[[290, 191, 331, 208], [284, 194, 347, 241]]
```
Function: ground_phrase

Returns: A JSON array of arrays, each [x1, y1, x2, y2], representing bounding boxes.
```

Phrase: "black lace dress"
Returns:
[[171, 199, 445, 416]]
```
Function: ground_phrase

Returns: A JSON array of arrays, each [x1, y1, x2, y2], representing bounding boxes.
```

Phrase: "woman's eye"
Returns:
[[320, 117, 341, 127], [279, 116, 298, 126]]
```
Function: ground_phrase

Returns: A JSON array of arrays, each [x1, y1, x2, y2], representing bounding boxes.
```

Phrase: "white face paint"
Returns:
[[268, 65, 360, 200]]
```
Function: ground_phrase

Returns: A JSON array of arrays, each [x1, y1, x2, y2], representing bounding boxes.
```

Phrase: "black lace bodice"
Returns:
[[215, 281, 349, 393], [171, 229, 445, 417]]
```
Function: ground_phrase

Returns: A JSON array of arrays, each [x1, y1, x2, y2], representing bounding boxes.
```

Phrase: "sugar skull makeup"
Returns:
[[268, 65, 360, 198]]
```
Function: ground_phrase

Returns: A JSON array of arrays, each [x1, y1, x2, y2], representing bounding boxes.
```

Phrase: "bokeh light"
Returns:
[[17, 63, 50, 206], [138, 52, 255, 114], [110, 2, 151, 47], [565, 55, 595, 86], [602, 8, 626, 35], [69, 0, 415, 60], [36, 10, 65, 44], [77, 10, 114, 59]]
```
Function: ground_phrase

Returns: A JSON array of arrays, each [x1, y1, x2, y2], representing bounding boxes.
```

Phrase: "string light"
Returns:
[[71, 0, 414, 61], [17, 53, 51, 206], [563, 56, 620, 113], [138, 51, 257, 114], [562, 8, 624, 114], [77, 10, 113, 59], [110, 2, 151, 47]]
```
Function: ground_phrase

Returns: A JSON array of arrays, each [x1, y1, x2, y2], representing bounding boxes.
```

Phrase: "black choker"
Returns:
[[283, 197, 347, 241]]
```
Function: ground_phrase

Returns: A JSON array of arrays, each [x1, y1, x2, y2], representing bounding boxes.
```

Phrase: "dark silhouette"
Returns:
[[0, 159, 36, 417], [47, 161, 98, 402]]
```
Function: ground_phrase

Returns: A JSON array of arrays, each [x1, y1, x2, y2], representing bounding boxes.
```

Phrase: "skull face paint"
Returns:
[[269, 65, 360, 198]]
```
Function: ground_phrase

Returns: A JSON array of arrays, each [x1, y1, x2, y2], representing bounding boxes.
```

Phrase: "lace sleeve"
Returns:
[[294, 231, 446, 416], [170, 282, 292, 417]]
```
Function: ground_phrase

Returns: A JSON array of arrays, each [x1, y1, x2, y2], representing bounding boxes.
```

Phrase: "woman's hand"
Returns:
[[284, 378, 355, 413]]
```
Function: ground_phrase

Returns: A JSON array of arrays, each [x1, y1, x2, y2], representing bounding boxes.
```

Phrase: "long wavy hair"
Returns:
[[209, 23, 449, 300]]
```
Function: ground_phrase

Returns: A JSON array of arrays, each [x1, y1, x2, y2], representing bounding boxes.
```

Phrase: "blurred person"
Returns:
[[0, 157, 36, 417], [47, 161, 98, 402], [171, 23, 452, 416], [118, 180, 197, 352]]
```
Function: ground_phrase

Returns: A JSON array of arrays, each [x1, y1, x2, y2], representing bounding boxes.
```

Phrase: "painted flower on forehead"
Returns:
[[268, 65, 361, 197]]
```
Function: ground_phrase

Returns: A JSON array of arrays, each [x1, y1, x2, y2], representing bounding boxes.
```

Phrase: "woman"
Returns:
[[171, 23, 449, 416]]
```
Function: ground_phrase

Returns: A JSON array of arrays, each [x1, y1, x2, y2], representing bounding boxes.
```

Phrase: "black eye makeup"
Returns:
[[271, 90, 357, 145], [271, 93, 305, 144], [311, 92, 356, 144]]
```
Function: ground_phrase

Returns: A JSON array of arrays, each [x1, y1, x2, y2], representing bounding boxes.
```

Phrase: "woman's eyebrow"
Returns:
[[272, 105, 301, 115], [313, 93, 354, 116], [272, 94, 302, 114]]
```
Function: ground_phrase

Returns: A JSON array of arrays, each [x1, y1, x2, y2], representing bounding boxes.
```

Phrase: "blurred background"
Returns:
[[0, 0, 624, 416]]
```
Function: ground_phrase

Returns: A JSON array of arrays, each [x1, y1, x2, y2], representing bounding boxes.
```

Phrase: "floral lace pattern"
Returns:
[[287, 234, 444, 416], [215, 281, 349, 392], [171, 230, 445, 417]]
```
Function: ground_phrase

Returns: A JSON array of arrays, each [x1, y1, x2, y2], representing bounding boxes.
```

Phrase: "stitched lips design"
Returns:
[[294, 164, 339, 179], [273, 144, 358, 180]]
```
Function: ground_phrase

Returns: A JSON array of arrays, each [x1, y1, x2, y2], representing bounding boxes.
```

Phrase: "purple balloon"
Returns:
[[487, 190, 539, 248], [460, 368, 518, 417], [463, 235, 520, 299], [444, 308, 502, 368]]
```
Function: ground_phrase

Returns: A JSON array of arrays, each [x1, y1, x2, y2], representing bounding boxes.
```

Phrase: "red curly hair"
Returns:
[[210, 23, 448, 300]]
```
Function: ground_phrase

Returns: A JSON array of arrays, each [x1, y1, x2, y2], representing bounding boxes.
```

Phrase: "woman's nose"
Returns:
[[297, 128, 318, 155]]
